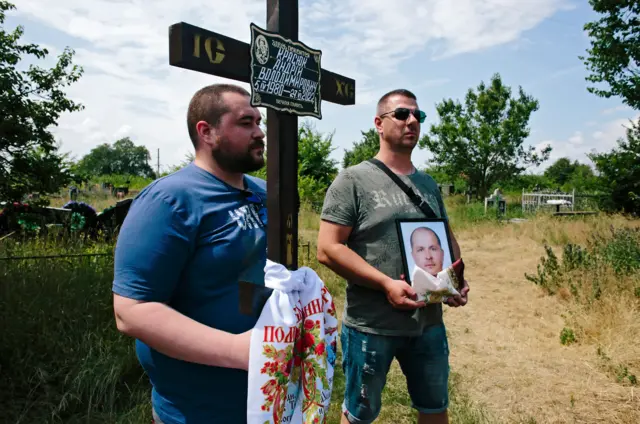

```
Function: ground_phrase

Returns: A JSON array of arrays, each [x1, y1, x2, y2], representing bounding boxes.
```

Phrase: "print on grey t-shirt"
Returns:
[[320, 161, 449, 337]]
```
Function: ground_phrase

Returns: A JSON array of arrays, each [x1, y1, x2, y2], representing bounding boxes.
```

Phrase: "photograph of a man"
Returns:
[[410, 226, 445, 277]]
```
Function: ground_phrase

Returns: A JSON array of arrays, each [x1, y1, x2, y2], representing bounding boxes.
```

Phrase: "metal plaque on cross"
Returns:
[[249, 23, 322, 119]]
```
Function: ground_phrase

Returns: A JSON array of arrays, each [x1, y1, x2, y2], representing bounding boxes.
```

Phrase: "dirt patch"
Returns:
[[445, 230, 639, 423]]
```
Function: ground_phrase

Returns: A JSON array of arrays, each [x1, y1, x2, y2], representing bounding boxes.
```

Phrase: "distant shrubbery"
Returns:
[[86, 174, 154, 191]]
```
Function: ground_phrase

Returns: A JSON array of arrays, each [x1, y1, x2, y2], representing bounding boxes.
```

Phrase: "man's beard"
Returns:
[[212, 137, 265, 174]]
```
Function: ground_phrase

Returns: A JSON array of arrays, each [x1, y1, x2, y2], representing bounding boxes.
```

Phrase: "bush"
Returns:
[[525, 226, 640, 298]]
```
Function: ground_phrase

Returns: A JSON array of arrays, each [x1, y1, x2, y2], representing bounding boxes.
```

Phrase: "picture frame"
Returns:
[[396, 218, 455, 286]]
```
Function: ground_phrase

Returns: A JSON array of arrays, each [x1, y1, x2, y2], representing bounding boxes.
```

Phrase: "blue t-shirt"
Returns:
[[112, 163, 268, 424]]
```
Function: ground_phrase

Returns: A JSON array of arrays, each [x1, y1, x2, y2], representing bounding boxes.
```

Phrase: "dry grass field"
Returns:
[[1, 194, 638, 423], [301, 204, 640, 424], [443, 215, 640, 424]]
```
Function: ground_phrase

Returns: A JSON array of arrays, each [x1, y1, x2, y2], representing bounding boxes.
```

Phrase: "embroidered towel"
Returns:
[[411, 258, 466, 303], [247, 260, 338, 424]]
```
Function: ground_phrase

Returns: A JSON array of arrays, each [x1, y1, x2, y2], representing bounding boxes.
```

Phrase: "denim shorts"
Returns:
[[340, 322, 450, 423]]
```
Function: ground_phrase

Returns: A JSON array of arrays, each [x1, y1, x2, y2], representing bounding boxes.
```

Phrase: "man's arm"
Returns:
[[112, 191, 251, 371], [317, 220, 425, 310], [113, 296, 250, 370], [444, 221, 469, 307], [316, 220, 390, 292], [448, 222, 462, 260]]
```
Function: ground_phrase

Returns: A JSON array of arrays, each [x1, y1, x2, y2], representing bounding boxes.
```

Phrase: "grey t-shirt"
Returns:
[[320, 160, 449, 337]]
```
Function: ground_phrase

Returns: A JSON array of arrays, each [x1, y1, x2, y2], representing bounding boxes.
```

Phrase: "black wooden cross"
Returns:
[[168, 0, 355, 272]]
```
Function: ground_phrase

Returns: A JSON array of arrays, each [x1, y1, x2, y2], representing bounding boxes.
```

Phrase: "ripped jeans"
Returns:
[[340, 323, 450, 424]]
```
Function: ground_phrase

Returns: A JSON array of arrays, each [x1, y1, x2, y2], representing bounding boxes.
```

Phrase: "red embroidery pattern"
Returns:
[[259, 289, 338, 423]]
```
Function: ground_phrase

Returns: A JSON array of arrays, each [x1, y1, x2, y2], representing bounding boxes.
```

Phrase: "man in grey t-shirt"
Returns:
[[317, 88, 469, 424]]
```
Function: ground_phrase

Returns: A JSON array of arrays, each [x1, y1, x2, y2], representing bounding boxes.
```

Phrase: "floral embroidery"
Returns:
[[258, 293, 338, 423], [249, 261, 339, 424], [260, 342, 298, 422]]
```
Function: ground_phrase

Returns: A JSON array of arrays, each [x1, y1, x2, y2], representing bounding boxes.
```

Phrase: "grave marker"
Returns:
[[168, 0, 355, 271]]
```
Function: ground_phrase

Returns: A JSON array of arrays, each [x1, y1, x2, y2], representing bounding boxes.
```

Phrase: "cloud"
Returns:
[[534, 114, 640, 170], [549, 66, 582, 80], [568, 131, 584, 145], [12, 0, 572, 170], [602, 105, 631, 115], [414, 78, 452, 89]]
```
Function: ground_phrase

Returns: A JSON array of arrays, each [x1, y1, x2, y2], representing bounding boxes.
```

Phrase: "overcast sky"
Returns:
[[7, 0, 639, 174]]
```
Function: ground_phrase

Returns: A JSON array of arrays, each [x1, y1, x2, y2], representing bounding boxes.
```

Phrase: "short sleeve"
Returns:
[[320, 169, 358, 227], [112, 191, 195, 303]]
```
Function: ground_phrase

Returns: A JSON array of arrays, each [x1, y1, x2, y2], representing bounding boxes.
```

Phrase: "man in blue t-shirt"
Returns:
[[112, 83, 269, 424]]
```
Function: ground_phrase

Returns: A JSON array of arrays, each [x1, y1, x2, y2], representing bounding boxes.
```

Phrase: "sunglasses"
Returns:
[[380, 107, 426, 123], [243, 190, 268, 226]]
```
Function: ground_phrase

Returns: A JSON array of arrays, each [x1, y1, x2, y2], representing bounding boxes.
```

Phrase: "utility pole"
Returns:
[[157, 148, 160, 176]]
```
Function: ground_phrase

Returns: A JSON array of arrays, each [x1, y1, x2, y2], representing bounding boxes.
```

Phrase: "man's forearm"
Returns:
[[318, 244, 391, 292], [449, 223, 462, 260], [114, 298, 248, 370]]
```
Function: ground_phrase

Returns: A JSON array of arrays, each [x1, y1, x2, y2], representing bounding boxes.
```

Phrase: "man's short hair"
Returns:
[[410, 226, 442, 249], [376, 88, 417, 115], [186, 84, 250, 146]]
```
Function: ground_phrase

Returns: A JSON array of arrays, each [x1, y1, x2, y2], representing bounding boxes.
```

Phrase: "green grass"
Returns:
[[0, 239, 150, 423], [443, 195, 527, 232], [0, 198, 496, 423]]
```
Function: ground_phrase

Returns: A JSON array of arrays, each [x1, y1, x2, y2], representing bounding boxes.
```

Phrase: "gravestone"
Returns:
[[438, 183, 454, 197], [498, 199, 506, 217], [485, 188, 505, 216], [466, 187, 477, 204], [68, 185, 78, 201]]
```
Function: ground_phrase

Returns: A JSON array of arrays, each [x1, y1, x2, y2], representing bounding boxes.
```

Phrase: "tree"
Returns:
[[246, 121, 337, 205], [162, 152, 195, 176], [74, 137, 156, 178], [3, 145, 74, 203], [419, 73, 551, 199], [544, 157, 599, 192], [565, 163, 599, 193], [295, 122, 338, 206], [0, 1, 83, 202], [544, 158, 576, 186], [342, 128, 379, 168], [588, 121, 640, 215], [581, 0, 640, 110], [297, 121, 338, 188], [423, 165, 450, 184]]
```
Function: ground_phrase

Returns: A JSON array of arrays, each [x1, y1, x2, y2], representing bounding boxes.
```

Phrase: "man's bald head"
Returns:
[[410, 227, 441, 249]]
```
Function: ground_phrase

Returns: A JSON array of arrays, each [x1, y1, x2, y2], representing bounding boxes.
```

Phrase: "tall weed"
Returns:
[[525, 226, 640, 298], [524, 225, 640, 387], [0, 241, 149, 423]]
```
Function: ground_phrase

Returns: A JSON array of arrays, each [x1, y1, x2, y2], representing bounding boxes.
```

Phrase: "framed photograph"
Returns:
[[396, 218, 455, 286]]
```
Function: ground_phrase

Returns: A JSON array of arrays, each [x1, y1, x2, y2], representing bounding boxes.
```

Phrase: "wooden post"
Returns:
[[266, 0, 299, 270]]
